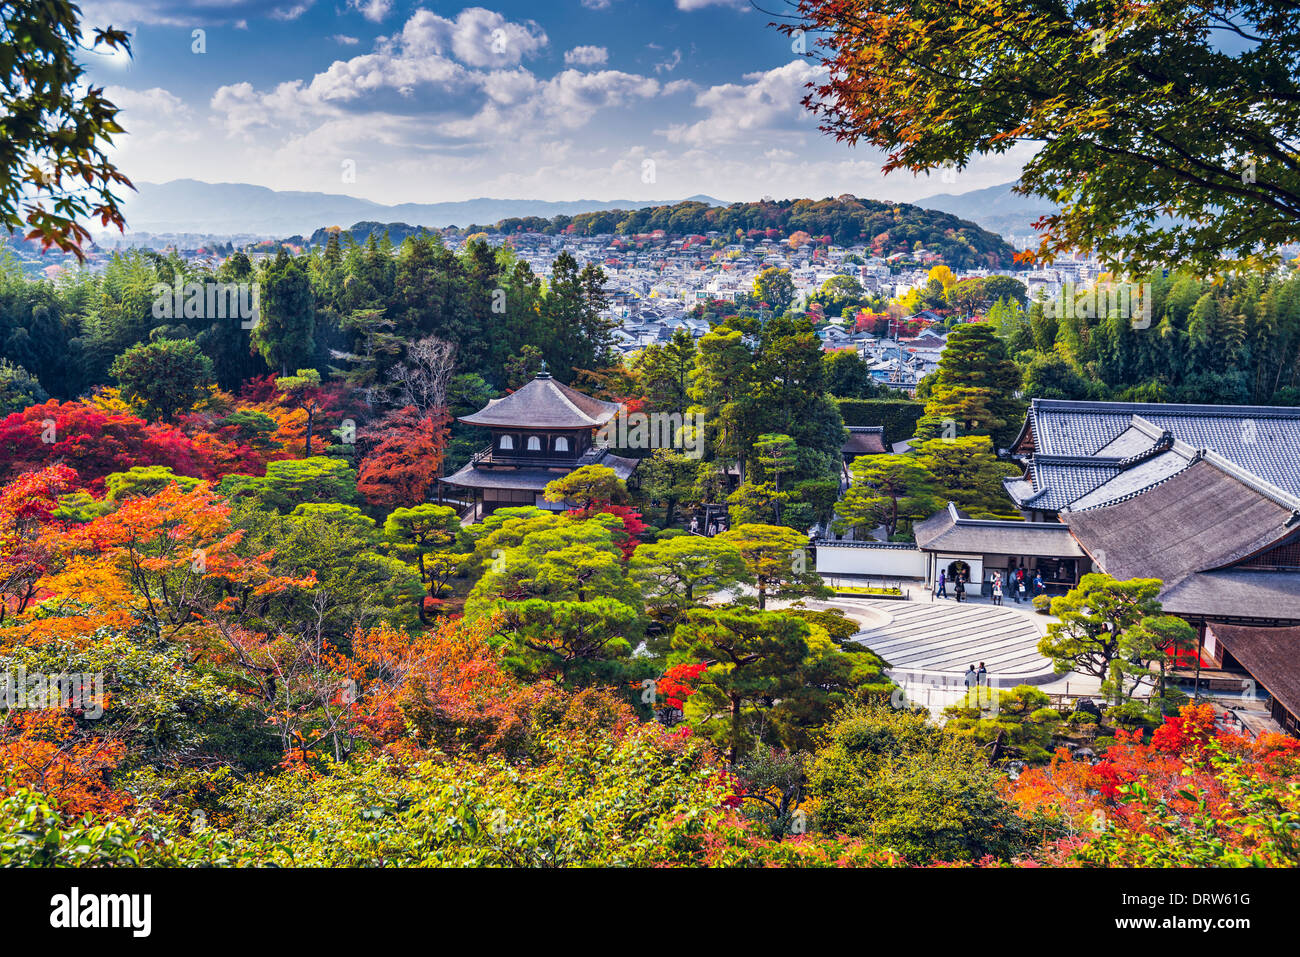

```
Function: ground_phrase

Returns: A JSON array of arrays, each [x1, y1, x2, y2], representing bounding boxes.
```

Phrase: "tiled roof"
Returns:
[[1063, 458, 1300, 590], [842, 426, 886, 457], [1015, 399, 1300, 503], [459, 374, 621, 429], [914, 503, 1084, 557], [1166, 573, 1300, 624], [442, 451, 639, 491], [1208, 624, 1300, 715]]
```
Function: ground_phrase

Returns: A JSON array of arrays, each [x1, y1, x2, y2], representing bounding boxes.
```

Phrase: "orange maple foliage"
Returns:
[[329, 615, 636, 764], [356, 406, 450, 508], [0, 710, 130, 818], [6, 483, 313, 649]]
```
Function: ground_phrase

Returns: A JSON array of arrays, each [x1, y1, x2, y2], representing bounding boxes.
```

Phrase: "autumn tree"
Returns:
[[0, 1, 132, 256], [787, 0, 1300, 273], [356, 406, 450, 508]]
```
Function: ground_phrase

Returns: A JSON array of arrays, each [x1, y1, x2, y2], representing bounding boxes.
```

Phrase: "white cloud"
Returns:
[[333, 34, 361, 45], [655, 49, 682, 73], [96, 6, 1031, 208], [81, 1, 316, 27], [102, 85, 203, 157], [347, 0, 392, 22], [564, 45, 609, 67], [396, 7, 548, 68], [660, 59, 827, 147]]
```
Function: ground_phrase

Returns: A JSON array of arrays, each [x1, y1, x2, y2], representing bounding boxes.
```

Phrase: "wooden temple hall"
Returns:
[[1012, 399, 1300, 733], [440, 372, 639, 521]]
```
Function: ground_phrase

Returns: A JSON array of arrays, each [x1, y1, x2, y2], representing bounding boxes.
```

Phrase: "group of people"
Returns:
[[934, 567, 972, 602], [689, 516, 725, 537], [964, 662, 990, 691], [935, 566, 1046, 604]]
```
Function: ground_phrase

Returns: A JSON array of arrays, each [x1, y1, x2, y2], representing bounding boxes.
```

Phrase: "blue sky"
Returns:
[[80, 1, 1032, 205]]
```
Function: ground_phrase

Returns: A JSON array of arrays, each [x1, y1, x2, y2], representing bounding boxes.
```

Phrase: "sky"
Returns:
[[78, 0, 1036, 206]]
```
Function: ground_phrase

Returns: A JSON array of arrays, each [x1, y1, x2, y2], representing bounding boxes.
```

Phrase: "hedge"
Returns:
[[836, 398, 926, 447]]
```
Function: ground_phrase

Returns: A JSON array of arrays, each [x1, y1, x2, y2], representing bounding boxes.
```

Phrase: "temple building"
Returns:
[[819, 397, 1300, 730], [1004, 397, 1300, 518], [1004, 399, 1300, 732], [440, 371, 639, 521]]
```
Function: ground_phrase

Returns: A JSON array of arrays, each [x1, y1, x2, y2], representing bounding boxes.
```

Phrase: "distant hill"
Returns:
[[104, 180, 1018, 268], [466, 195, 1018, 269], [914, 181, 1057, 245], [112, 180, 729, 238]]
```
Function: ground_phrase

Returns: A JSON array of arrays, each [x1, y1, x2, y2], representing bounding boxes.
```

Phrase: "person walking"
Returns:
[[964, 665, 977, 694], [992, 576, 1003, 606], [954, 576, 966, 603], [977, 661, 988, 687], [1017, 572, 1027, 604], [936, 569, 948, 599], [1033, 571, 1045, 597]]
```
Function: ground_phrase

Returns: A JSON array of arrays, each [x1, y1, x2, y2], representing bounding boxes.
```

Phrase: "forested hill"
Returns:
[[303, 196, 1017, 270]]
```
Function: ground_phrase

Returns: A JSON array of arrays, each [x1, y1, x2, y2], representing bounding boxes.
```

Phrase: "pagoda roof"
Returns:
[[459, 374, 621, 429]]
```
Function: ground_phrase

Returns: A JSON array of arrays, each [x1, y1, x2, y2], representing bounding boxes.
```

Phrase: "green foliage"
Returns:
[[253, 249, 316, 376], [807, 706, 1026, 862], [0, 1, 133, 256], [241, 502, 424, 639], [911, 435, 1022, 519], [834, 397, 925, 446], [943, 685, 1064, 764], [1038, 574, 1196, 705], [834, 454, 939, 539], [110, 338, 215, 422], [754, 267, 796, 313], [717, 523, 827, 610], [629, 536, 749, 620], [914, 324, 1024, 448], [104, 466, 202, 501], [542, 464, 627, 509], [0, 358, 47, 414], [219, 457, 358, 512]]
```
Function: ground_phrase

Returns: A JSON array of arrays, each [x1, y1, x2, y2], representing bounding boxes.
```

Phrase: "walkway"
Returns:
[[827, 597, 1059, 686]]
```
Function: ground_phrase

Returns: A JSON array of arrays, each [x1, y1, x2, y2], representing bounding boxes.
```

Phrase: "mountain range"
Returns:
[[99, 178, 1056, 246], [913, 182, 1056, 244], [108, 180, 729, 238]]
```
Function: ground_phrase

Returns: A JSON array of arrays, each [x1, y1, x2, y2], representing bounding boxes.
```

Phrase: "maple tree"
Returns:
[[786, 0, 1300, 273], [0, 464, 78, 625], [356, 405, 450, 508]]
